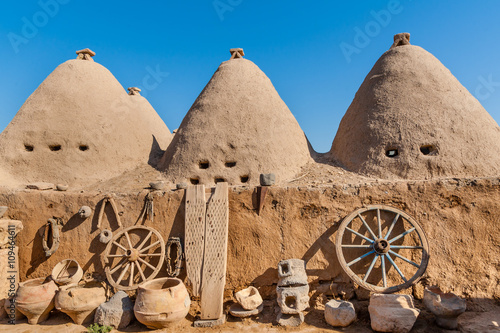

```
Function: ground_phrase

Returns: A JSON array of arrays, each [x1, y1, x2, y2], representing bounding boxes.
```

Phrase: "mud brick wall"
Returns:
[[1, 177, 499, 303]]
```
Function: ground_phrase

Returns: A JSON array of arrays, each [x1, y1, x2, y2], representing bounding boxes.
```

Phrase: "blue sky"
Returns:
[[1, 1, 499, 153]]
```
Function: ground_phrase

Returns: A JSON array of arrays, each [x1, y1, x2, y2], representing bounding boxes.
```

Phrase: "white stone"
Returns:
[[229, 303, 263, 318], [277, 311, 304, 327], [368, 293, 420, 333], [276, 285, 309, 314], [324, 299, 356, 327], [94, 291, 134, 329], [235, 286, 263, 310]]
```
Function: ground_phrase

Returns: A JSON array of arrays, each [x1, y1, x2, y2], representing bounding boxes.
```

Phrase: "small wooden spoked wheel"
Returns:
[[102, 226, 165, 290], [335, 205, 429, 293]]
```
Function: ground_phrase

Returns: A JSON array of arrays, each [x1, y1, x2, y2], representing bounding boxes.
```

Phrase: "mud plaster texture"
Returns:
[[0, 58, 172, 187], [158, 58, 312, 187], [0, 177, 498, 305], [329, 45, 500, 180]]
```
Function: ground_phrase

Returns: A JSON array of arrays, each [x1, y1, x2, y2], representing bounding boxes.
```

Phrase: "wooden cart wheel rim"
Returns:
[[335, 205, 430, 294], [103, 225, 165, 290]]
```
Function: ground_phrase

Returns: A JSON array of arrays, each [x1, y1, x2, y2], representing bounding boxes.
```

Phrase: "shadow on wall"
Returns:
[[148, 135, 166, 168]]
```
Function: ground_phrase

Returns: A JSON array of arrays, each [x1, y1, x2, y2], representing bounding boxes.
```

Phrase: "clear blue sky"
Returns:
[[1, 1, 499, 153]]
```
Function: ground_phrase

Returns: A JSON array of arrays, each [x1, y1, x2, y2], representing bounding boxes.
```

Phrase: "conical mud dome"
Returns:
[[158, 49, 311, 186], [329, 34, 500, 180], [0, 50, 172, 186]]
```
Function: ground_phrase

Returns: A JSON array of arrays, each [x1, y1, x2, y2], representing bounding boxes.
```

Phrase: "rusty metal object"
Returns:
[[165, 237, 183, 277], [137, 192, 154, 224], [335, 205, 429, 293]]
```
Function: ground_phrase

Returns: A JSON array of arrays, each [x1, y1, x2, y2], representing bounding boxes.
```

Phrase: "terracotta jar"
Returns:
[[55, 283, 106, 325], [15, 278, 58, 324], [134, 277, 191, 329], [51, 259, 83, 286]]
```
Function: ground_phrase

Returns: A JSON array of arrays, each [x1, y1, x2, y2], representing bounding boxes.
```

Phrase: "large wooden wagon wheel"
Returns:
[[102, 226, 165, 290], [335, 205, 429, 293]]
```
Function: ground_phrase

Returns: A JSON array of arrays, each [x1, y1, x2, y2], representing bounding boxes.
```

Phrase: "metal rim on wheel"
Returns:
[[102, 225, 165, 290], [335, 205, 429, 293]]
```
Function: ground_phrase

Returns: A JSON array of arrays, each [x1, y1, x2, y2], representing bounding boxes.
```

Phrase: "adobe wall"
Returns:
[[1, 177, 499, 304]]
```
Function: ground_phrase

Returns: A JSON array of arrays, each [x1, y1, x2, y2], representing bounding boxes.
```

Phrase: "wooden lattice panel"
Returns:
[[201, 182, 229, 320], [185, 184, 206, 297]]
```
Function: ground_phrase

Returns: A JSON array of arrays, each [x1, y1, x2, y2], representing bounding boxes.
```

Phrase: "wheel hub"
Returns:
[[127, 248, 140, 262], [373, 238, 390, 254]]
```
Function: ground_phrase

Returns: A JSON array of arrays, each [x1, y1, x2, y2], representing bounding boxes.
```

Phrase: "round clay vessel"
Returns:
[[51, 259, 83, 286], [15, 278, 58, 324], [4, 297, 26, 321], [134, 277, 191, 329], [55, 283, 106, 325]]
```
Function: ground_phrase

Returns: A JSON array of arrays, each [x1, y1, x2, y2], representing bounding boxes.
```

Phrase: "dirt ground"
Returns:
[[1, 299, 499, 332]]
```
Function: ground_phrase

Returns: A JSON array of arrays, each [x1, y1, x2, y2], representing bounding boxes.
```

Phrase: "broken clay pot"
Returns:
[[423, 286, 466, 329], [15, 278, 58, 324], [55, 283, 106, 325], [134, 277, 190, 329], [51, 259, 83, 286], [235, 286, 263, 310]]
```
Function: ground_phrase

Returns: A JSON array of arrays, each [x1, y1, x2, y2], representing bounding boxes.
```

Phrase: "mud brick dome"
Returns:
[[0, 50, 172, 186], [158, 53, 312, 186], [328, 35, 500, 180]]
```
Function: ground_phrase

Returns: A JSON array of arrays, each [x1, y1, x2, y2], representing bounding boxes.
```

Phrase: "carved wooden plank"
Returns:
[[185, 184, 206, 297], [200, 182, 229, 320]]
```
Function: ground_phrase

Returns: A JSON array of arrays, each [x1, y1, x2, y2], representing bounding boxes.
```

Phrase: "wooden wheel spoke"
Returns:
[[129, 262, 135, 286], [139, 240, 161, 253], [139, 253, 163, 257], [389, 227, 416, 244], [137, 231, 153, 251], [381, 254, 387, 288], [135, 261, 146, 281], [391, 245, 423, 249], [113, 241, 128, 252], [346, 227, 374, 243], [384, 213, 400, 240], [124, 231, 133, 250], [138, 257, 156, 270], [363, 254, 379, 282], [109, 258, 127, 274], [377, 208, 382, 238], [116, 263, 131, 285], [357, 214, 377, 240], [385, 253, 407, 282], [107, 254, 127, 258], [341, 244, 372, 248], [347, 250, 375, 267], [389, 250, 420, 267]]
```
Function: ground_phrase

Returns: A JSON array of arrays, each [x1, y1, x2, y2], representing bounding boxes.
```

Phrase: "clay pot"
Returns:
[[424, 286, 466, 329], [55, 283, 106, 325], [51, 259, 83, 286], [4, 297, 26, 321], [15, 278, 58, 324], [134, 277, 191, 329]]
